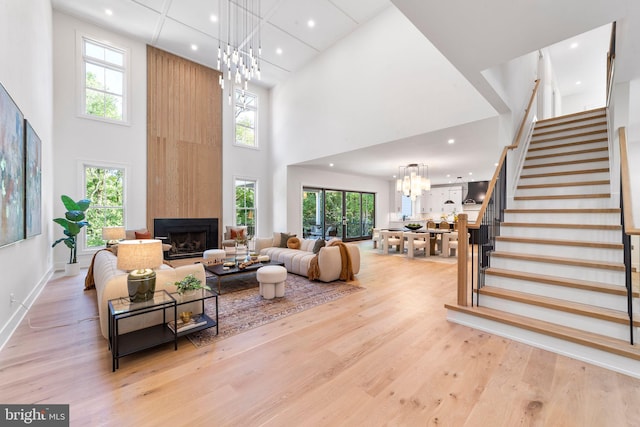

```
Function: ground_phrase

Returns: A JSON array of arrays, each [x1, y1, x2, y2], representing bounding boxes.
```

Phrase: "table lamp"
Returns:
[[117, 240, 164, 302], [102, 226, 126, 248]]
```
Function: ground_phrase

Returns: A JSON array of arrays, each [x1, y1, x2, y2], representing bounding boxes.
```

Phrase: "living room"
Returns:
[[3, 0, 640, 424]]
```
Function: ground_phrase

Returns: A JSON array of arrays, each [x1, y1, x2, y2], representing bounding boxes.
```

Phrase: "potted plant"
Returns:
[[52, 195, 91, 276], [172, 274, 211, 296]]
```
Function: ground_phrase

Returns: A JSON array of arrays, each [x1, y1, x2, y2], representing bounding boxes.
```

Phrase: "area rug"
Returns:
[[188, 274, 363, 348]]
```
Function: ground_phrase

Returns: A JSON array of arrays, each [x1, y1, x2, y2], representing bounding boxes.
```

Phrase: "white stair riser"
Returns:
[[519, 172, 610, 186], [533, 118, 607, 133], [494, 241, 622, 263], [515, 184, 610, 198], [500, 226, 621, 243], [525, 151, 609, 166], [522, 160, 610, 175], [503, 212, 620, 225], [536, 112, 605, 127], [530, 132, 608, 149], [510, 198, 613, 210], [478, 294, 632, 341], [531, 126, 607, 142], [528, 140, 607, 157], [490, 256, 625, 285], [484, 274, 632, 311]]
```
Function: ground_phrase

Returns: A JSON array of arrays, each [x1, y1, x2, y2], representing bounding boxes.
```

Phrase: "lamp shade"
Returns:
[[102, 226, 125, 241], [117, 239, 164, 271]]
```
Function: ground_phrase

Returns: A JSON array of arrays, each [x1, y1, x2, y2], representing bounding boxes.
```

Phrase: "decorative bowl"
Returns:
[[180, 311, 193, 323], [404, 223, 423, 231]]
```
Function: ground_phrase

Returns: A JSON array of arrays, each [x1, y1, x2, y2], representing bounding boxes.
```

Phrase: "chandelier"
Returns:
[[217, 0, 262, 96], [396, 163, 431, 201]]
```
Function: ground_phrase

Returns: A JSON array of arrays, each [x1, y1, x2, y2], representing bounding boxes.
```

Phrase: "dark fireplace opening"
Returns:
[[154, 218, 218, 260]]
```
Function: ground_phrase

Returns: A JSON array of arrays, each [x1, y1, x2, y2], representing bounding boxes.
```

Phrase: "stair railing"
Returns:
[[457, 79, 540, 307], [618, 127, 637, 344], [606, 22, 616, 108]]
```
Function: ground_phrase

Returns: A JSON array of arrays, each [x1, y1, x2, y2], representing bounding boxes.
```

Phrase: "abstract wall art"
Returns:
[[0, 82, 25, 246], [25, 119, 42, 238]]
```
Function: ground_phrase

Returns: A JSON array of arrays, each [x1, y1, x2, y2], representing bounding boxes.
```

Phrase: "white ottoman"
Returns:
[[203, 249, 226, 262], [256, 265, 287, 300]]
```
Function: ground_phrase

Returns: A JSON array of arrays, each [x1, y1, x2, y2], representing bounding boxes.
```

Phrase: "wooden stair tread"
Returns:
[[527, 137, 608, 153], [526, 146, 608, 161], [534, 113, 606, 130], [504, 208, 620, 214], [491, 251, 625, 271], [520, 168, 609, 179], [485, 267, 636, 297], [495, 235, 623, 249], [532, 121, 607, 137], [501, 222, 621, 230], [522, 157, 609, 169], [517, 180, 609, 190], [514, 193, 610, 201], [477, 286, 640, 326], [530, 130, 608, 145], [444, 304, 640, 360], [535, 108, 605, 125]]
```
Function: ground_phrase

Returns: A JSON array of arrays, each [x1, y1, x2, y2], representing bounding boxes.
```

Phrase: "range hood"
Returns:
[[464, 181, 488, 205]]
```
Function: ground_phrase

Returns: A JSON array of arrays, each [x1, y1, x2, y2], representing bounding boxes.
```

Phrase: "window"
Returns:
[[401, 195, 412, 219], [234, 89, 257, 148], [235, 178, 256, 237], [84, 165, 125, 249], [79, 35, 128, 122]]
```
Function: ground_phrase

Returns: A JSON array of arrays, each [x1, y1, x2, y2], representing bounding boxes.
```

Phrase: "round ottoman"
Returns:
[[203, 249, 226, 263], [256, 265, 287, 300]]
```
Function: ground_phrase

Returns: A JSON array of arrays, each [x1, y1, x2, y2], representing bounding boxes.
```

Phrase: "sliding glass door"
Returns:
[[302, 187, 375, 241]]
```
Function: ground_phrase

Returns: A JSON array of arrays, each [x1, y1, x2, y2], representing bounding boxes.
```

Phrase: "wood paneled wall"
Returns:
[[146, 46, 222, 239]]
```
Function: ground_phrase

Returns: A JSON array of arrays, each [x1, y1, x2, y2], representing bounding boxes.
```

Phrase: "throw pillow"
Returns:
[[287, 237, 301, 249], [230, 227, 245, 240], [312, 239, 325, 254], [135, 230, 152, 239], [279, 233, 295, 248]]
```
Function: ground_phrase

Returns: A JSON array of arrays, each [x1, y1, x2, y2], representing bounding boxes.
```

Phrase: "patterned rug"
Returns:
[[187, 273, 363, 348]]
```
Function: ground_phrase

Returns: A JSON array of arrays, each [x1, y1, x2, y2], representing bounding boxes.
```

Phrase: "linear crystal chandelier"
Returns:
[[396, 163, 431, 201], [217, 0, 262, 95]]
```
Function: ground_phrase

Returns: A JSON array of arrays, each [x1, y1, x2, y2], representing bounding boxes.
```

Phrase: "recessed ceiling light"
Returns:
[[210, 14, 218, 22], [329, 163, 334, 167], [276, 48, 283, 55], [105, 9, 113, 16], [446, 174, 450, 178], [494, 162, 498, 167], [191, 44, 198, 51], [392, 175, 396, 179], [576, 81, 582, 85], [307, 19, 315, 28], [570, 42, 579, 49], [468, 172, 473, 175], [447, 139, 455, 144]]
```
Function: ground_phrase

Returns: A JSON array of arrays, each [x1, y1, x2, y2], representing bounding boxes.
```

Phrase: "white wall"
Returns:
[[0, 0, 53, 349], [52, 12, 148, 269]]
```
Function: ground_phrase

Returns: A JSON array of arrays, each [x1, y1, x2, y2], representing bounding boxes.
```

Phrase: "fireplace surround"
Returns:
[[154, 218, 218, 259]]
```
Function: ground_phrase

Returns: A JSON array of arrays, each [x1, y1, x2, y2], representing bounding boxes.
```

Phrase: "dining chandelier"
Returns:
[[217, 0, 262, 96], [396, 163, 431, 202]]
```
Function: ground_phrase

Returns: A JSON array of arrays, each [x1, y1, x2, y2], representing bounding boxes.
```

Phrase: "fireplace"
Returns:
[[153, 218, 218, 259]]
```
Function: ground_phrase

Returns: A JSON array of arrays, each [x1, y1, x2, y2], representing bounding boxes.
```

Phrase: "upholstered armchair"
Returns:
[[221, 225, 249, 248], [406, 232, 429, 258]]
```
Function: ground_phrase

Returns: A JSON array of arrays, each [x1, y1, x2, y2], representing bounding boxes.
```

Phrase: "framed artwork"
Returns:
[[0, 82, 25, 246], [25, 119, 42, 238]]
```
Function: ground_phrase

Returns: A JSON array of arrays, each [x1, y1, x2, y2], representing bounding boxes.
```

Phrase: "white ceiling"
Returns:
[[51, 0, 616, 185]]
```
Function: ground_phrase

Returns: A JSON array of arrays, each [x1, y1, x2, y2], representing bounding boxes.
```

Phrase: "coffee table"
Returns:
[[205, 261, 285, 293]]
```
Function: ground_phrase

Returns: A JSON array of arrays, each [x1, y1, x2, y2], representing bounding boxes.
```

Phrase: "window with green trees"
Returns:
[[235, 178, 256, 237], [234, 89, 257, 147], [84, 166, 125, 248], [81, 36, 127, 122]]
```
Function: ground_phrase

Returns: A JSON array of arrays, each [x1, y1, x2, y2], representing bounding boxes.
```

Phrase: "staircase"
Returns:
[[447, 108, 640, 377]]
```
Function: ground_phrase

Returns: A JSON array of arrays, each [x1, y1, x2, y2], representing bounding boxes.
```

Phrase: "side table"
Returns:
[[170, 288, 219, 337]]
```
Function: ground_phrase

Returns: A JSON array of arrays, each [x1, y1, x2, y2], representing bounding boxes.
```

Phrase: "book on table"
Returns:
[[167, 315, 207, 333]]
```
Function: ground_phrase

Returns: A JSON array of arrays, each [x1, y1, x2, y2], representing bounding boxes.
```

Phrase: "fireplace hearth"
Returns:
[[154, 218, 218, 259]]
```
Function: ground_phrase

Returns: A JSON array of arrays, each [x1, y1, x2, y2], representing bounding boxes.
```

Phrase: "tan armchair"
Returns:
[[221, 225, 248, 248]]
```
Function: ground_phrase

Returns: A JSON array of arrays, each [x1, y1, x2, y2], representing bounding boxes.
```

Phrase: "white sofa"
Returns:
[[254, 235, 360, 282], [91, 249, 206, 339]]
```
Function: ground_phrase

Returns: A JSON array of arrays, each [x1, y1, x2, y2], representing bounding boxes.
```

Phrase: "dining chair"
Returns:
[[382, 231, 404, 254], [372, 228, 381, 249], [407, 233, 429, 258], [436, 220, 451, 254]]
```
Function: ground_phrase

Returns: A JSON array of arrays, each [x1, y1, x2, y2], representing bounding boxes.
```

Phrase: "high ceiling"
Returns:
[[51, 0, 618, 185]]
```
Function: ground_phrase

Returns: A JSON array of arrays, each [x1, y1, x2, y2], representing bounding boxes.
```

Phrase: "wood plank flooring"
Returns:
[[1, 243, 640, 426]]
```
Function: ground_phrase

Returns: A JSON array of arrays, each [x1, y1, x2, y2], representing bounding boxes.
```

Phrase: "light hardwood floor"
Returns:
[[1, 243, 640, 426]]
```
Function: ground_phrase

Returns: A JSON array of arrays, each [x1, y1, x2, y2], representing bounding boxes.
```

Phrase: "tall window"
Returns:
[[234, 89, 257, 148], [80, 35, 128, 122], [84, 165, 125, 248], [235, 178, 256, 237]]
